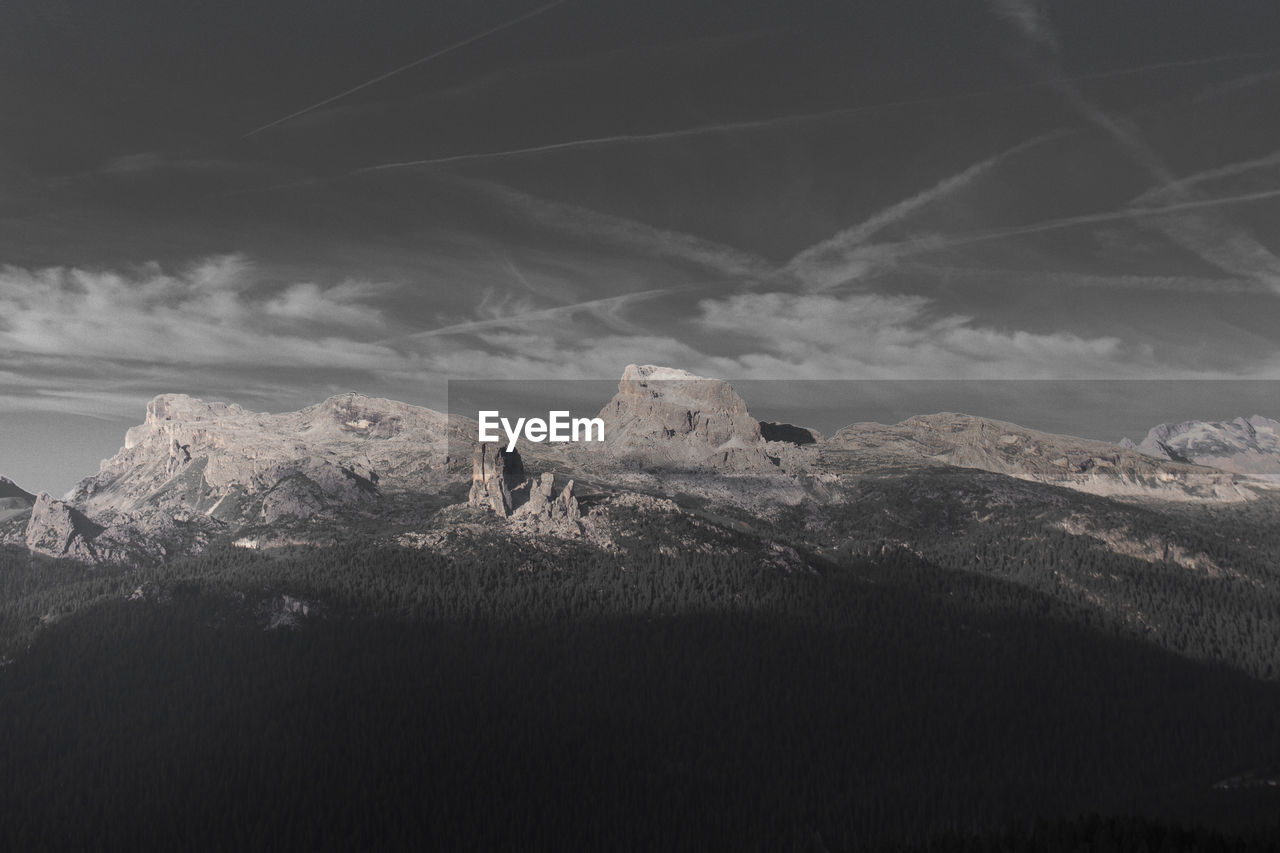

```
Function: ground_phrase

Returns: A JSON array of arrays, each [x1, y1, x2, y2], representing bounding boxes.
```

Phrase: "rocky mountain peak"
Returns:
[[25, 492, 105, 561], [599, 364, 773, 472]]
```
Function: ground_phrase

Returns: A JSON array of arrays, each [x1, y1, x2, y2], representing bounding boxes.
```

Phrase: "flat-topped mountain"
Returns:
[[1122, 415, 1280, 482], [3, 393, 474, 560], [594, 364, 775, 472]]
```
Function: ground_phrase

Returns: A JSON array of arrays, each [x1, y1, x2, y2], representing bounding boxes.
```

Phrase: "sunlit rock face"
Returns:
[[595, 364, 776, 473], [1123, 416, 1280, 482], [73, 392, 461, 526]]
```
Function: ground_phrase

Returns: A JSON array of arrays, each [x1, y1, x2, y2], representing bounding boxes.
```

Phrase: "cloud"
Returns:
[[3, 247, 1275, 431], [988, 0, 1061, 53], [0, 255, 412, 382], [693, 291, 1144, 379], [262, 281, 389, 329]]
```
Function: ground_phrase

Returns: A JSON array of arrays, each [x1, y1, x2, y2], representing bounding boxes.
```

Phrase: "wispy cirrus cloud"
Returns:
[[988, 0, 1060, 53], [692, 291, 1144, 379]]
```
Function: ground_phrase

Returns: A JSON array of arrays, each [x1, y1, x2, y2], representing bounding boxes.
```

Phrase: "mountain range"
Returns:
[[3, 364, 1273, 567]]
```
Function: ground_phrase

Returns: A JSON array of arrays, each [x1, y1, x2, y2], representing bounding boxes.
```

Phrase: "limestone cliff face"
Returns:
[[72, 393, 461, 529], [596, 364, 775, 473]]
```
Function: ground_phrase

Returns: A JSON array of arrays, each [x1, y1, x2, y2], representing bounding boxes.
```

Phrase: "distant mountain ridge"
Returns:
[[829, 412, 1255, 501], [0, 365, 1267, 563], [0, 476, 36, 531], [1122, 415, 1280, 482]]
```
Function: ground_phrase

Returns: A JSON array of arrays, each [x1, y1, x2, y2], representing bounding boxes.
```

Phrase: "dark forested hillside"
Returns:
[[1, 534, 1278, 851]]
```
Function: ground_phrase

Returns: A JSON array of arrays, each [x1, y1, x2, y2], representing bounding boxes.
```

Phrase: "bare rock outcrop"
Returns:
[[468, 444, 526, 517], [511, 473, 581, 524], [469, 448, 583, 530]]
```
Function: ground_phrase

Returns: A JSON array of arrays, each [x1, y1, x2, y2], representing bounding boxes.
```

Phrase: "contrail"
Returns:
[[243, 0, 569, 138], [353, 117, 827, 172], [788, 132, 1062, 280], [899, 186, 1280, 255], [349, 50, 1270, 173], [1133, 149, 1280, 204], [378, 288, 673, 345], [902, 263, 1273, 295], [985, 0, 1280, 288], [463, 178, 772, 278]]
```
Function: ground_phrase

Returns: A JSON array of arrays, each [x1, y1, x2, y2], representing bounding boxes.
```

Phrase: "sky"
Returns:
[[3, 0, 1280, 492]]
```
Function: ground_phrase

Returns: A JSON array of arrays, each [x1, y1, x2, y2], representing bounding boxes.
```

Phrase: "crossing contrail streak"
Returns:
[[905, 186, 1280, 254], [350, 50, 1272, 173], [1133, 150, 1280, 203], [243, 0, 569, 138]]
